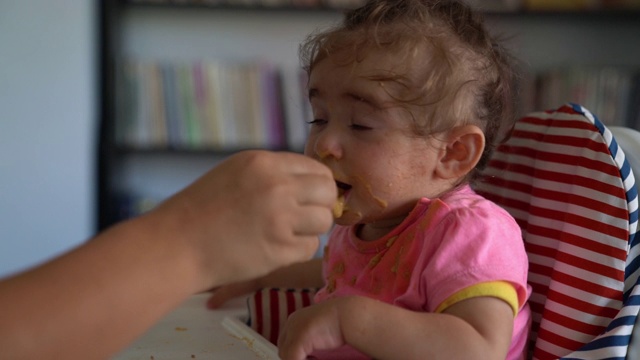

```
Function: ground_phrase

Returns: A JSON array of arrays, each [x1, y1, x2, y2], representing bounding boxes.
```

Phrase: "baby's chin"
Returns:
[[333, 211, 363, 226]]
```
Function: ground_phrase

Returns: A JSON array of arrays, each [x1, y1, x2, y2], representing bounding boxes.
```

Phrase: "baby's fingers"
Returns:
[[277, 302, 345, 360], [278, 325, 307, 360]]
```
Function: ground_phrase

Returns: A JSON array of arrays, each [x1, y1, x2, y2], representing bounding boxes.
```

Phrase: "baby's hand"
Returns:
[[277, 298, 346, 360]]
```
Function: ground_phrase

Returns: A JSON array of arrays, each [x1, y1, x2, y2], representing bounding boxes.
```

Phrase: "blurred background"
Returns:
[[1, 0, 639, 278], [0, 1, 96, 277]]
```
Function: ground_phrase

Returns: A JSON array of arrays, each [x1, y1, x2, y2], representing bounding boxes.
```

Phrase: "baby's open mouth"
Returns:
[[333, 180, 351, 218], [336, 180, 351, 196]]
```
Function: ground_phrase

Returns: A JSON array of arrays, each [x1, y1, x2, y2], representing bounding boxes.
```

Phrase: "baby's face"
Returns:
[[304, 49, 453, 228]]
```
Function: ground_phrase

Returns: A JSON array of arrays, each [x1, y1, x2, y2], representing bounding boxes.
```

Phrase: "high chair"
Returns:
[[474, 103, 640, 359], [246, 103, 640, 359]]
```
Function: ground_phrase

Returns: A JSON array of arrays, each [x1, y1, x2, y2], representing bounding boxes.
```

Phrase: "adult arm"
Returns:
[[0, 150, 336, 360]]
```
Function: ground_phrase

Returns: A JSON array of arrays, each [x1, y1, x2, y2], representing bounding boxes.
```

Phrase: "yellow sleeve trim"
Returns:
[[435, 281, 519, 316]]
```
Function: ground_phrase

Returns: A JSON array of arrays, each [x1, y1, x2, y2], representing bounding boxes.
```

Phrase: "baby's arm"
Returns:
[[278, 294, 513, 360], [207, 258, 323, 308]]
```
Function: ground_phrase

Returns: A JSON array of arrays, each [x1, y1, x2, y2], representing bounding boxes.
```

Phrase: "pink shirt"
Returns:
[[313, 185, 531, 360]]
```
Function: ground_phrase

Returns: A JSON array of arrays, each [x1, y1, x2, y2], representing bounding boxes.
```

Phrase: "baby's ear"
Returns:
[[435, 125, 485, 180]]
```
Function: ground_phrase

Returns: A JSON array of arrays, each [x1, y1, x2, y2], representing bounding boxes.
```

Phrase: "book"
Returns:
[[218, 63, 239, 147], [628, 72, 640, 129], [119, 58, 292, 150], [192, 61, 210, 147], [177, 63, 201, 148], [535, 66, 637, 126], [261, 64, 287, 148], [204, 62, 226, 148], [160, 63, 182, 149], [135, 61, 153, 147], [147, 62, 168, 147]]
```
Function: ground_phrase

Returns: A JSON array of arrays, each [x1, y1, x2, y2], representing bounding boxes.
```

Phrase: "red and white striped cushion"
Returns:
[[247, 288, 316, 345], [474, 103, 636, 359]]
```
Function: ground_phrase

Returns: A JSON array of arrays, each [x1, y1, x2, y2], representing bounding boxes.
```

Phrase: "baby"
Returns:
[[211, 1, 532, 359]]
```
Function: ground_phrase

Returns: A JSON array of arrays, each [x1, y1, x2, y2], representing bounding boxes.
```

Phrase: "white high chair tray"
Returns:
[[112, 293, 279, 360]]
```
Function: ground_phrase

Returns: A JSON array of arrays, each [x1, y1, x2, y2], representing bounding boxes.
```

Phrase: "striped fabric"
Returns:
[[474, 103, 640, 360], [247, 288, 316, 345]]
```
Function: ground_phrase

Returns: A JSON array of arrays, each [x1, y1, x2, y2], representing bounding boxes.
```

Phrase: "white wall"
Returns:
[[0, 1, 97, 277]]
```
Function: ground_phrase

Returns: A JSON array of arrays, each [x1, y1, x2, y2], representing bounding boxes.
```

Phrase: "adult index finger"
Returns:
[[273, 151, 333, 177]]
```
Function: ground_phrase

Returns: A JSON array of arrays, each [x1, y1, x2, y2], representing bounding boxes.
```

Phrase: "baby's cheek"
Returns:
[[353, 175, 388, 210]]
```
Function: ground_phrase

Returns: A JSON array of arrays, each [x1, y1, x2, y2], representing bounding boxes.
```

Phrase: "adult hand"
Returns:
[[154, 150, 336, 292]]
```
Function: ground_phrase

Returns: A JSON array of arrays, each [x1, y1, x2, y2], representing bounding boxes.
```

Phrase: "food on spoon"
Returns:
[[332, 179, 349, 218], [333, 194, 345, 218]]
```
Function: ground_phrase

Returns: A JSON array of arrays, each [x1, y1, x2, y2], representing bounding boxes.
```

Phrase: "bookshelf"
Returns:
[[98, 2, 344, 229], [97, 0, 640, 230]]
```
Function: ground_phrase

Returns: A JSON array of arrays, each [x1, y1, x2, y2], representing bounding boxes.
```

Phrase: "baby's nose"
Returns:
[[315, 132, 343, 160]]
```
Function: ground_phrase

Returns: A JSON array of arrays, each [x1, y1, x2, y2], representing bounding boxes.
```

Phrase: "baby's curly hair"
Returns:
[[300, 0, 519, 181]]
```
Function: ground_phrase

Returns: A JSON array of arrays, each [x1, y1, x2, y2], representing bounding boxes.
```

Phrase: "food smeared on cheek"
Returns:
[[353, 175, 388, 209]]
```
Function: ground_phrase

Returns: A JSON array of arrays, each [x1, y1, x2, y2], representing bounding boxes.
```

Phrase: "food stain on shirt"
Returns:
[[326, 278, 336, 293], [391, 245, 404, 274], [386, 235, 398, 248], [326, 261, 346, 294], [368, 253, 383, 268]]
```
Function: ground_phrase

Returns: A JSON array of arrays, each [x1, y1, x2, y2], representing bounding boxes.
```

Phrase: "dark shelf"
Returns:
[[114, 145, 295, 156], [123, 0, 640, 18], [123, 0, 355, 12], [484, 9, 640, 19]]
